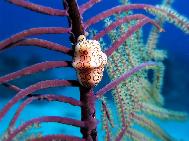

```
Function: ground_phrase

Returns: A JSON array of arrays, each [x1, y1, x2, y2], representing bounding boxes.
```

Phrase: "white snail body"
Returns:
[[72, 35, 107, 87]]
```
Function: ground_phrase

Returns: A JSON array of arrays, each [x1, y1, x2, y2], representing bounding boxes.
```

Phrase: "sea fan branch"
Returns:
[[101, 100, 113, 127], [105, 18, 163, 57], [141, 103, 188, 120], [0, 27, 71, 51], [28, 134, 85, 141], [79, 0, 101, 14], [12, 38, 73, 55], [6, 116, 85, 141], [8, 0, 68, 16], [0, 80, 79, 122], [95, 61, 158, 98], [2, 83, 21, 92], [84, 4, 162, 29], [126, 128, 154, 141], [132, 113, 172, 141], [0, 61, 72, 84], [115, 126, 127, 141], [8, 94, 81, 134], [93, 14, 147, 40]]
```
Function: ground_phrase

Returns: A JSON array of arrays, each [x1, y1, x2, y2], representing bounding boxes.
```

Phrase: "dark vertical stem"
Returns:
[[63, 0, 85, 44], [63, 0, 97, 140], [80, 87, 97, 141]]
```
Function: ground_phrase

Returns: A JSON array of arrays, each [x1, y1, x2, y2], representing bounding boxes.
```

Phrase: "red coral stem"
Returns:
[[0, 61, 72, 84], [8, 0, 68, 16], [6, 116, 85, 141], [95, 62, 157, 98], [105, 18, 163, 57], [0, 27, 71, 51], [0, 80, 79, 122]]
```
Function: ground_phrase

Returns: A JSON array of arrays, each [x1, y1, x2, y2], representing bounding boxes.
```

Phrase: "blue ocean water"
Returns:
[[0, 0, 189, 140]]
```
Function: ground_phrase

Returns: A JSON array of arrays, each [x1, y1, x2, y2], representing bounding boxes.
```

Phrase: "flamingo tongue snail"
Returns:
[[72, 35, 107, 88]]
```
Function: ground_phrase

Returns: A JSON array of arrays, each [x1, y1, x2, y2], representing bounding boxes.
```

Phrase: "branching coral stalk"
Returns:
[[8, 0, 68, 16], [0, 27, 71, 51], [0, 80, 79, 122], [105, 18, 163, 56], [11, 38, 73, 55], [115, 126, 127, 141], [93, 14, 148, 40], [79, 0, 101, 14], [28, 134, 86, 141], [8, 94, 81, 134], [96, 61, 158, 98], [0, 61, 72, 84], [6, 116, 85, 141], [84, 4, 167, 29]]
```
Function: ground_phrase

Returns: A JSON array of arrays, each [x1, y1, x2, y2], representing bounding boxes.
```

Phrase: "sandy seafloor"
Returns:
[[0, 0, 189, 140]]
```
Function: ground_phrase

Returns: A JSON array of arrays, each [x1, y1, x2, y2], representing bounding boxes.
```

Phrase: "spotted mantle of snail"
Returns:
[[72, 35, 107, 88]]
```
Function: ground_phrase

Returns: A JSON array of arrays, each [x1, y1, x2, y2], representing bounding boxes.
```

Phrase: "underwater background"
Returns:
[[0, 0, 189, 140]]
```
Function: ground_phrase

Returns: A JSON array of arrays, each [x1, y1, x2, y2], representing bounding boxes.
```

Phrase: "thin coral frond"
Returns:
[[101, 101, 112, 141], [146, 5, 189, 33], [0, 27, 71, 51], [2, 83, 21, 92], [93, 14, 147, 40], [115, 126, 127, 141], [28, 134, 85, 141], [6, 116, 85, 141], [8, 0, 68, 16], [0, 80, 79, 122], [13, 38, 73, 55], [141, 103, 188, 120], [95, 61, 158, 98], [127, 128, 155, 141], [8, 94, 81, 134], [105, 18, 162, 57], [79, 0, 101, 14], [84, 4, 163, 29], [132, 113, 172, 141], [0, 61, 72, 84], [101, 100, 114, 127]]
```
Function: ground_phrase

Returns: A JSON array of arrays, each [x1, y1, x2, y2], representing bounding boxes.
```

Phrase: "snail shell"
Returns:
[[72, 35, 107, 87]]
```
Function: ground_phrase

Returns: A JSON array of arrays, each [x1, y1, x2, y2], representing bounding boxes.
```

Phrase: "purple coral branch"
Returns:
[[0, 27, 71, 51], [28, 134, 85, 141], [6, 116, 85, 141], [95, 62, 157, 98], [93, 14, 146, 40], [0, 80, 79, 122], [13, 38, 73, 55], [79, 0, 101, 14], [102, 101, 113, 127], [105, 18, 163, 56], [8, 0, 68, 16], [8, 94, 81, 134], [115, 126, 127, 141], [0, 61, 71, 84], [101, 101, 112, 141], [84, 4, 160, 29], [115, 89, 126, 127], [2, 83, 21, 92]]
